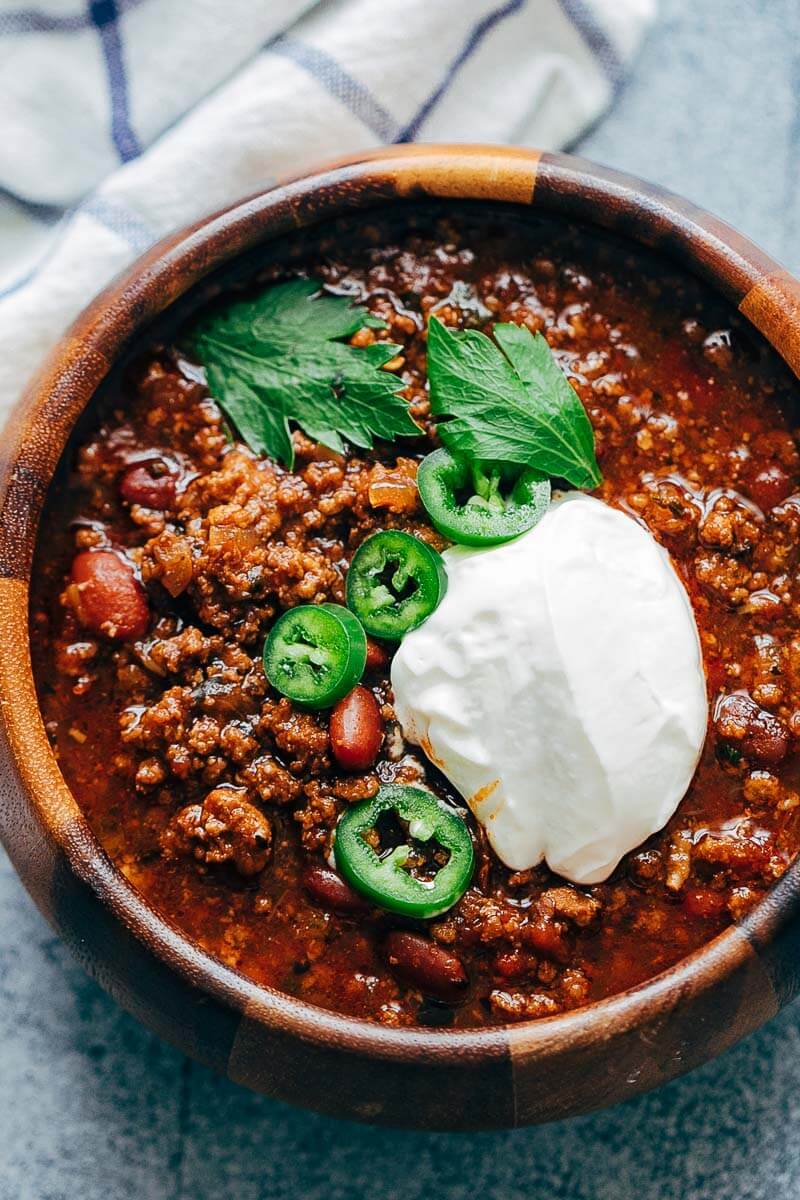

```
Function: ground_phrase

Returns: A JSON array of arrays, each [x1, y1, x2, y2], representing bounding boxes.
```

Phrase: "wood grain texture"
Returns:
[[0, 145, 798, 1129], [535, 151, 780, 306], [509, 927, 778, 1125], [227, 1007, 513, 1129], [739, 865, 800, 1008], [375, 144, 539, 203], [277, 144, 539, 205], [740, 270, 800, 378]]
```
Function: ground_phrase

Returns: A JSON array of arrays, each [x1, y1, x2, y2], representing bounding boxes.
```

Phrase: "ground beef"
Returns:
[[163, 786, 272, 876]]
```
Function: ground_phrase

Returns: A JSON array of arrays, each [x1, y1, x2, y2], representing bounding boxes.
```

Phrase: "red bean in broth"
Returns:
[[365, 638, 390, 673], [745, 464, 794, 512], [714, 692, 789, 766], [330, 686, 384, 771], [70, 550, 149, 641], [493, 949, 539, 982], [384, 931, 469, 1003], [683, 887, 727, 921], [119, 461, 177, 510], [744, 711, 790, 765], [303, 865, 366, 913]]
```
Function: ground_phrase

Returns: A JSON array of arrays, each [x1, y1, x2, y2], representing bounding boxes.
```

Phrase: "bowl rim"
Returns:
[[3, 142, 800, 1066]]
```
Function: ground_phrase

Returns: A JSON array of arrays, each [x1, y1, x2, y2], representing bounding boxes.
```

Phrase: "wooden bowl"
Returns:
[[2, 145, 800, 1131]]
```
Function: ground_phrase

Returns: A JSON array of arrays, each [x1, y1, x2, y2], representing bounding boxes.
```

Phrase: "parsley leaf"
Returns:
[[427, 316, 602, 489], [192, 279, 419, 469]]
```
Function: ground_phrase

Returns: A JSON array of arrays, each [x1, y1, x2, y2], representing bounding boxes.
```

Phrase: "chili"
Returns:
[[30, 206, 800, 1029]]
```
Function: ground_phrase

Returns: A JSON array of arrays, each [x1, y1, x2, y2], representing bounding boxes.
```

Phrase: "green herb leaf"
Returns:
[[192, 279, 419, 469], [426, 316, 602, 489], [717, 742, 742, 767]]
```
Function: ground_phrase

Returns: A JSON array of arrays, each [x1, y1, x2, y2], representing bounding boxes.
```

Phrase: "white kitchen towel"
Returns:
[[0, 0, 656, 420]]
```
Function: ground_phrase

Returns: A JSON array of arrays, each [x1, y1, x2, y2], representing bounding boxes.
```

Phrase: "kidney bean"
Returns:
[[70, 550, 149, 641], [627, 847, 663, 887], [303, 865, 366, 913], [384, 932, 469, 1003], [330, 686, 383, 771], [119, 460, 177, 510], [683, 887, 727, 921], [365, 638, 390, 673], [744, 464, 794, 512], [715, 692, 789, 766], [744, 710, 790, 765]]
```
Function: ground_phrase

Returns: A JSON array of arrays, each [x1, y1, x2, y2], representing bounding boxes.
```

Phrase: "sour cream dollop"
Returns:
[[391, 493, 707, 884]]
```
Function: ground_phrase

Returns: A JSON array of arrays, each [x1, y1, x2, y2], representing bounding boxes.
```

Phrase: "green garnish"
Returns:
[[718, 742, 742, 766], [191, 277, 601, 496], [426, 316, 602, 489], [346, 530, 448, 640], [192, 279, 419, 469], [334, 785, 474, 919], [417, 447, 551, 546], [262, 602, 367, 708]]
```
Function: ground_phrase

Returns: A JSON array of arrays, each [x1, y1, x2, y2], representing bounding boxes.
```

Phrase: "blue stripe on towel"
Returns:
[[0, 192, 155, 300], [0, 8, 87, 33], [0, 0, 147, 36], [81, 195, 155, 251], [396, 0, 526, 142], [0, 186, 64, 224], [0, 264, 40, 301], [89, 0, 142, 162], [556, 0, 624, 91], [269, 34, 400, 143]]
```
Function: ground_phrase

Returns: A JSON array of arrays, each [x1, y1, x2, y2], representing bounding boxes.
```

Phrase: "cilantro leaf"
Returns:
[[427, 316, 602, 489], [192, 279, 419, 468]]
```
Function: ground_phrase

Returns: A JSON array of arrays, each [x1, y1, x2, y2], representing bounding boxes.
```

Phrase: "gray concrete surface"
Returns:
[[3, 1, 800, 1196]]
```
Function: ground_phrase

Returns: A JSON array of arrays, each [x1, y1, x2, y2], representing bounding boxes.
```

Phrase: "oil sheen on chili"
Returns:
[[30, 206, 800, 1029]]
